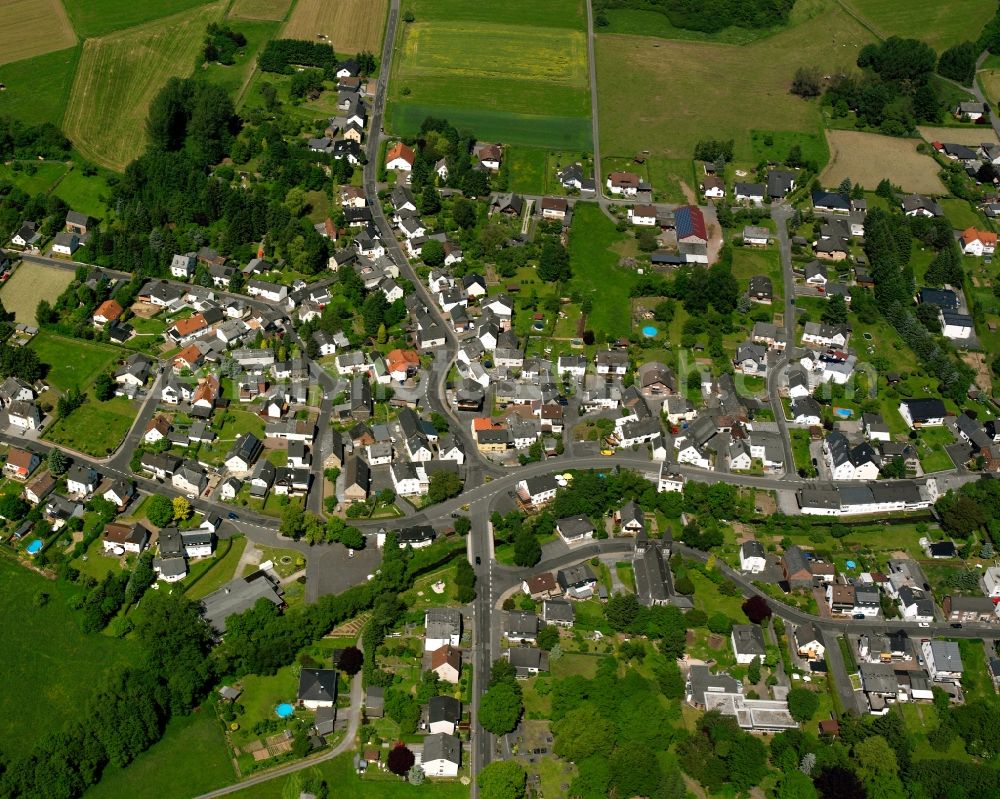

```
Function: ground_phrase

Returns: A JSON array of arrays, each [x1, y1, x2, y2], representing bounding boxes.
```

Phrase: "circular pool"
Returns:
[[532, 321, 544, 331], [275, 703, 294, 718], [642, 325, 658, 337]]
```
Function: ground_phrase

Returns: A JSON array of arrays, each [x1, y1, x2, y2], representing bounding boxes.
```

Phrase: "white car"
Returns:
[[918, 622, 930, 628], [186, 493, 195, 500], [348, 549, 355, 558]]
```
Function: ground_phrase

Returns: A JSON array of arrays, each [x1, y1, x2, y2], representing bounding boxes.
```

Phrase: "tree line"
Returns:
[[259, 39, 338, 78], [595, 0, 794, 34]]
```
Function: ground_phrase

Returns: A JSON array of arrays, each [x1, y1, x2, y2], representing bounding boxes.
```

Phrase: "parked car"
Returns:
[[227, 512, 239, 520]]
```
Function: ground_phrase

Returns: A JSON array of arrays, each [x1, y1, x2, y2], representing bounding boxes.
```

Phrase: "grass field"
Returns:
[[0, 46, 81, 127], [0, 558, 139, 761], [62, 0, 216, 38], [820, 130, 946, 193], [0, 263, 76, 327], [568, 203, 637, 338], [595, 2, 874, 163], [51, 165, 114, 218], [939, 198, 986, 230], [83, 709, 233, 799], [229, 0, 293, 22], [0, 0, 76, 66], [0, 161, 70, 196], [843, 0, 994, 52], [45, 396, 137, 456], [198, 19, 280, 99], [64, 2, 226, 171], [283, 0, 388, 54], [979, 69, 1000, 107], [390, 0, 591, 149]]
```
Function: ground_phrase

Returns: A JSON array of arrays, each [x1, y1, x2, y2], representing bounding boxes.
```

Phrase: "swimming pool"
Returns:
[[642, 325, 658, 337], [276, 703, 294, 718], [833, 408, 852, 418], [26, 539, 43, 555]]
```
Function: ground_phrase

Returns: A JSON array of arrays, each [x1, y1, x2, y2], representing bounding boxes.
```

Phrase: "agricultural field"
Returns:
[[44, 396, 138, 456], [843, 0, 995, 52], [0, 0, 76, 66], [595, 3, 873, 178], [61, 0, 216, 38], [0, 262, 76, 327], [820, 130, 946, 194], [0, 46, 81, 127], [389, 0, 592, 149], [917, 125, 998, 145], [229, 0, 293, 22], [979, 68, 1000, 106], [283, 0, 388, 54], [0, 559, 140, 761], [63, 2, 226, 171]]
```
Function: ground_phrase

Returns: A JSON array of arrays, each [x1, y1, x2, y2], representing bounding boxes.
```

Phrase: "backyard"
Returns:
[[0, 263, 76, 328], [44, 396, 138, 456]]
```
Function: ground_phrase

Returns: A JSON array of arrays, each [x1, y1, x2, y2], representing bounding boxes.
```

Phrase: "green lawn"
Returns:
[[732, 248, 784, 303], [939, 198, 986, 231], [750, 129, 829, 169], [52, 166, 115, 219], [0, 46, 81, 127], [226, 664, 301, 752], [790, 429, 813, 475], [568, 203, 638, 338], [551, 652, 602, 679], [62, 0, 215, 37], [690, 569, 746, 620], [30, 332, 121, 393], [0, 559, 140, 761], [185, 536, 247, 600], [223, 752, 469, 799], [45, 396, 137, 456], [507, 146, 549, 195], [0, 161, 70, 196], [82, 709, 233, 799]]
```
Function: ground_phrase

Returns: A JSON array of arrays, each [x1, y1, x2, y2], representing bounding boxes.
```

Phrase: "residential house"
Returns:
[[731, 624, 766, 664], [556, 564, 598, 600], [3, 447, 38, 480], [505, 611, 539, 643], [740, 540, 767, 573], [782, 545, 812, 588], [298, 669, 338, 710], [427, 696, 462, 735], [922, 640, 964, 681], [66, 465, 98, 496], [960, 227, 997, 257], [556, 515, 595, 544], [606, 171, 640, 196], [898, 398, 946, 428], [424, 608, 462, 651], [385, 142, 415, 171], [430, 645, 462, 684], [102, 522, 150, 555], [421, 733, 461, 778], [675, 205, 709, 263], [542, 599, 575, 627]]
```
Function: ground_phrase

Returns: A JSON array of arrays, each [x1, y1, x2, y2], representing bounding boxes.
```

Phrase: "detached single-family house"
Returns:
[[740, 540, 767, 573], [628, 204, 658, 226], [898, 398, 946, 428], [385, 142, 415, 171], [606, 171, 640, 196], [430, 645, 462, 684], [731, 624, 766, 664], [556, 515, 595, 544], [298, 668, 338, 709], [960, 227, 997, 257]]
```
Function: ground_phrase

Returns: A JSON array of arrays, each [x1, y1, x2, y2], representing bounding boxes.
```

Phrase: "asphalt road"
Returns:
[[767, 203, 798, 475]]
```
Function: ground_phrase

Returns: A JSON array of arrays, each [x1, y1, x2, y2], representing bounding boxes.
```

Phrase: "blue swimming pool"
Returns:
[[834, 408, 852, 418], [276, 703, 294, 718], [26, 539, 43, 555], [642, 325, 658, 337]]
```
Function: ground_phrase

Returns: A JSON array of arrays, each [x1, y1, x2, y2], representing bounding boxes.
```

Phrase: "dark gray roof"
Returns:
[[731, 624, 766, 656], [422, 732, 461, 765], [298, 668, 338, 703], [427, 695, 462, 724], [200, 571, 283, 635]]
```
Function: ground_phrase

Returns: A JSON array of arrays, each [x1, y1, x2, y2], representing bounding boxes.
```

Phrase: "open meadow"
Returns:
[[29, 331, 121, 392], [843, 0, 995, 52], [63, 2, 226, 171], [0, 47, 81, 127], [45, 396, 138, 456], [62, 0, 216, 38], [595, 1, 873, 171], [0, 0, 76, 66], [0, 262, 76, 327], [820, 130, 946, 193], [389, 0, 591, 148], [282, 0, 388, 54], [229, 0, 293, 22], [0, 559, 140, 761]]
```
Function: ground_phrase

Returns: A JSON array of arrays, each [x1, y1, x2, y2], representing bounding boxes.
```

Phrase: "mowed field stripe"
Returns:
[[0, 0, 77, 66], [63, 2, 226, 171]]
